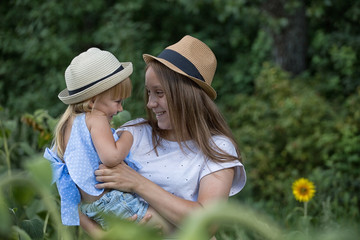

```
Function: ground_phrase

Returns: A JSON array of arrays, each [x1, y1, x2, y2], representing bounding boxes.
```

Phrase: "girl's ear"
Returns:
[[88, 97, 96, 108]]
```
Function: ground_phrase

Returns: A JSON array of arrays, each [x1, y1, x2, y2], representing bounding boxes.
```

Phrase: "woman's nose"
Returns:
[[147, 95, 157, 109]]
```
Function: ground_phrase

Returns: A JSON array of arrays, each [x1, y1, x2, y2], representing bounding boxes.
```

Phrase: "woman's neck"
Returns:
[[160, 129, 191, 142], [160, 130, 176, 141]]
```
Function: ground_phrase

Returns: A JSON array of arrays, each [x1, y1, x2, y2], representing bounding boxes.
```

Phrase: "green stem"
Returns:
[[43, 212, 50, 235], [304, 201, 309, 236], [0, 122, 11, 177]]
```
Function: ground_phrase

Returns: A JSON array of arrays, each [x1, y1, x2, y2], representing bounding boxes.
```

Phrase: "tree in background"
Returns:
[[262, 0, 308, 75]]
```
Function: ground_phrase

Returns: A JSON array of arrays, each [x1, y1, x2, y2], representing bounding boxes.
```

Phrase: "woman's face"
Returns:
[[145, 66, 172, 131]]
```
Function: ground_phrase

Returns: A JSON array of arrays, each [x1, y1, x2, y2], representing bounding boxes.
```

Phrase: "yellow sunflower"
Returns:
[[292, 178, 316, 202]]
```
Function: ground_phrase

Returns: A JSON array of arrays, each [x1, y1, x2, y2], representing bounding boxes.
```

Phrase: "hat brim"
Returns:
[[58, 62, 133, 105], [143, 54, 217, 100]]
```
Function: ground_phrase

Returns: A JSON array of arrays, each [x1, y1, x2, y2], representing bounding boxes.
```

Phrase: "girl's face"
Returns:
[[145, 66, 172, 131], [92, 91, 124, 123]]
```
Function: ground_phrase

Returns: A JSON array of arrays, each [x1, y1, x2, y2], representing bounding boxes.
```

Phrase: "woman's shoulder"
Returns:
[[117, 118, 153, 149], [122, 118, 147, 126], [117, 118, 151, 136], [211, 135, 235, 149]]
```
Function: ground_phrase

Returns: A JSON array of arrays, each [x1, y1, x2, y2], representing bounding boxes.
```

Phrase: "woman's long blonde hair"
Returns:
[[145, 61, 242, 163], [53, 78, 132, 159]]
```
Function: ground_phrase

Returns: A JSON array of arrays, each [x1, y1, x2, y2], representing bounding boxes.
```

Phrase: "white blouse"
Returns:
[[118, 118, 246, 201]]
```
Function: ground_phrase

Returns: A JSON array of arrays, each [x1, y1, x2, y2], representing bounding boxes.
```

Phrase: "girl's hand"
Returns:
[[128, 213, 153, 224], [129, 213, 165, 235]]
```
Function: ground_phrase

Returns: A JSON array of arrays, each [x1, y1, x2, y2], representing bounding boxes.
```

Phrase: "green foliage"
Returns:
[[0, 156, 72, 240], [111, 110, 132, 129], [22, 109, 58, 149], [2, 0, 359, 119], [0, 107, 37, 173], [225, 64, 360, 228], [0, 0, 271, 119], [306, 0, 360, 101], [179, 201, 359, 240], [178, 201, 282, 240], [98, 218, 162, 240]]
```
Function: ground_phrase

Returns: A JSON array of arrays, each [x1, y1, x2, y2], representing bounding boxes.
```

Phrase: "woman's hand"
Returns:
[[95, 164, 157, 228], [95, 162, 145, 193]]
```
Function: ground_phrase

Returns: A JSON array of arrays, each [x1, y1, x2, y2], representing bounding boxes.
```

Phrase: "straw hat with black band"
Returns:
[[58, 47, 133, 105], [143, 35, 217, 100]]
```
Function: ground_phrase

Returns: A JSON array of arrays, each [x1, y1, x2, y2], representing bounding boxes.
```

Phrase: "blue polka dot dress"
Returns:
[[44, 113, 141, 225]]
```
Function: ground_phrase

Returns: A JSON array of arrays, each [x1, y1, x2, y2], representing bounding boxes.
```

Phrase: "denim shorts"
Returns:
[[80, 190, 149, 229]]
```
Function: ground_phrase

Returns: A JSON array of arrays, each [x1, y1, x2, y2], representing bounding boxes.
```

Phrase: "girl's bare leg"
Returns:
[[145, 206, 175, 235]]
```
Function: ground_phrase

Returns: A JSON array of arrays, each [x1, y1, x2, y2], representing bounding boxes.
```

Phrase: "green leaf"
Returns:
[[19, 218, 44, 240], [25, 199, 48, 219], [100, 217, 162, 240], [25, 155, 52, 189], [11, 183, 36, 206], [11, 226, 32, 240], [0, 192, 11, 235]]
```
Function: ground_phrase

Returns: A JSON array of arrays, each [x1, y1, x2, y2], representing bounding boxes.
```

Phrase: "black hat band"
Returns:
[[157, 49, 204, 82], [68, 65, 124, 95]]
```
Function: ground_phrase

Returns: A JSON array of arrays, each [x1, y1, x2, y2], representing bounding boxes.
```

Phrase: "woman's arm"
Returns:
[[138, 167, 234, 225], [95, 163, 235, 226]]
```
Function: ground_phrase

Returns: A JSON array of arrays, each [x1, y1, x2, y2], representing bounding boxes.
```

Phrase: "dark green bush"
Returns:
[[226, 64, 360, 227]]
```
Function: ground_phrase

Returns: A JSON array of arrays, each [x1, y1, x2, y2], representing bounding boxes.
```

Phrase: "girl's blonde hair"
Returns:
[[53, 78, 132, 159], [145, 61, 241, 163]]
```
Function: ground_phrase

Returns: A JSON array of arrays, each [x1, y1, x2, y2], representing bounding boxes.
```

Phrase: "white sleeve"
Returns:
[[116, 118, 145, 134], [116, 118, 150, 153], [199, 136, 246, 196]]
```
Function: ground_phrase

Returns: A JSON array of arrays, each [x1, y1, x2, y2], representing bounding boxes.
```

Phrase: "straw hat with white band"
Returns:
[[143, 35, 217, 100], [58, 47, 133, 105]]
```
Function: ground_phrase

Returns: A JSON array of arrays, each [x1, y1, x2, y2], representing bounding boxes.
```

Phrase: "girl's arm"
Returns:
[[88, 114, 133, 167], [95, 162, 234, 226], [79, 211, 104, 239]]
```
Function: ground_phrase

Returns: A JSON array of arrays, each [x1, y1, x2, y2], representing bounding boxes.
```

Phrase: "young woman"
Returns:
[[81, 35, 246, 237]]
